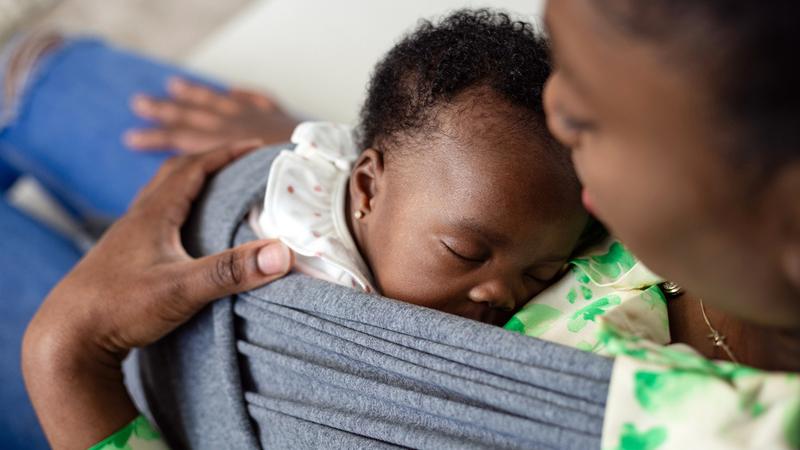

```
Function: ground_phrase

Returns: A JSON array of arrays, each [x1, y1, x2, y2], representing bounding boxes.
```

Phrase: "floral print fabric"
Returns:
[[505, 239, 670, 353], [505, 239, 799, 449], [88, 415, 167, 450], [600, 325, 800, 450]]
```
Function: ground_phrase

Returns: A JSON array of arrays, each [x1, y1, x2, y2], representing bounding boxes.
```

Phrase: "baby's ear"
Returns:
[[350, 149, 385, 214]]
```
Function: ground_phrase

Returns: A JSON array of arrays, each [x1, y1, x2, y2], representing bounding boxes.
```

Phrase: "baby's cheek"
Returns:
[[366, 211, 465, 307], [373, 249, 464, 309]]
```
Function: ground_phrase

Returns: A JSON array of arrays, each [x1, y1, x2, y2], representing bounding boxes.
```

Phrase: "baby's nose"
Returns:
[[468, 280, 523, 312]]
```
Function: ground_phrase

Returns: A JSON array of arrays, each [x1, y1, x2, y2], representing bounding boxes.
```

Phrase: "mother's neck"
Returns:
[[668, 294, 800, 372]]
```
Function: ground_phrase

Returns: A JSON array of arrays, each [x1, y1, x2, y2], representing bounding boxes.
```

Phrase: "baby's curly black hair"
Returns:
[[357, 9, 552, 152]]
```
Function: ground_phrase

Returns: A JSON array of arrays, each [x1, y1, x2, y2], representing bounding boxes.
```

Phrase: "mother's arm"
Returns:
[[21, 140, 293, 449]]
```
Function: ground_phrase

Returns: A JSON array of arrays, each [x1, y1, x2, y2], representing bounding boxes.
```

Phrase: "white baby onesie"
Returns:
[[250, 121, 376, 293]]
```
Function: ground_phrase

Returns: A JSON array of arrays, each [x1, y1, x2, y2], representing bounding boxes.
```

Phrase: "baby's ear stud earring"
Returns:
[[354, 210, 365, 219]]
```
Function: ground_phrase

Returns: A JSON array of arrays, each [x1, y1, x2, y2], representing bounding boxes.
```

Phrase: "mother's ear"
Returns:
[[349, 149, 385, 216]]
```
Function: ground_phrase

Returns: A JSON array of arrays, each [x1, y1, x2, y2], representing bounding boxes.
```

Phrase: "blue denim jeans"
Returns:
[[0, 199, 81, 449], [0, 36, 221, 448]]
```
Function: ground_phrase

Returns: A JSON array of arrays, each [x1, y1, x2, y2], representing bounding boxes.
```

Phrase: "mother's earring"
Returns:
[[354, 210, 366, 220]]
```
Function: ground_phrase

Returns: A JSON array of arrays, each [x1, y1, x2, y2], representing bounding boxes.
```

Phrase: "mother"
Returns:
[[15, 0, 800, 449]]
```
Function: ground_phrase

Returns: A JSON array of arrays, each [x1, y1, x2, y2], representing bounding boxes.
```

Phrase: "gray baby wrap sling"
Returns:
[[127, 145, 614, 449]]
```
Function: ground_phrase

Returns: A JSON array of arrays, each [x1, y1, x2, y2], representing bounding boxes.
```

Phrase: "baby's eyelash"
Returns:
[[441, 241, 486, 264]]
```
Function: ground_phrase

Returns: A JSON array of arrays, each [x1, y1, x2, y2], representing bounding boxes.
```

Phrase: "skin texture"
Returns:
[[543, 0, 800, 370], [347, 90, 589, 325], [22, 140, 293, 449]]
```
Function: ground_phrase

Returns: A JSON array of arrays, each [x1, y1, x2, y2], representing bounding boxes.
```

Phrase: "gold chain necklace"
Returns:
[[660, 281, 739, 364], [699, 299, 739, 364]]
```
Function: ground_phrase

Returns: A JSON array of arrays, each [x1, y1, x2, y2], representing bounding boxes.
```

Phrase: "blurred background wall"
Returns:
[[3, 0, 543, 233], [18, 0, 543, 123], [17, 0, 253, 60]]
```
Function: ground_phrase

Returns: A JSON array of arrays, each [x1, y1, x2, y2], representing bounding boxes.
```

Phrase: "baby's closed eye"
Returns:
[[439, 239, 489, 264]]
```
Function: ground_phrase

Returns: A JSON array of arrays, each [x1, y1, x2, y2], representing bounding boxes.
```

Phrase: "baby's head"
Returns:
[[348, 10, 592, 324]]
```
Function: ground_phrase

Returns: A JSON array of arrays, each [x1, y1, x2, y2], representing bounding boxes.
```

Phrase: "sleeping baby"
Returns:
[[249, 9, 599, 327]]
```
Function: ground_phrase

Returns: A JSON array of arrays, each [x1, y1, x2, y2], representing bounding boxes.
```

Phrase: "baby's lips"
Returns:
[[472, 301, 509, 326]]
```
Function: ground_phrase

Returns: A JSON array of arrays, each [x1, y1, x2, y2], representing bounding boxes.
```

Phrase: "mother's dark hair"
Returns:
[[602, 1, 799, 175]]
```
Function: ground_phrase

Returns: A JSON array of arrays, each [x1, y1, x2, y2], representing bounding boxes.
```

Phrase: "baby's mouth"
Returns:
[[487, 308, 515, 326], [470, 303, 514, 326]]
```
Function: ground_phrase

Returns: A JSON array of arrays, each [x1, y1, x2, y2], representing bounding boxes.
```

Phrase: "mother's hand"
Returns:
[[125, 77, 299, 154], [22, 139, 293, 449]]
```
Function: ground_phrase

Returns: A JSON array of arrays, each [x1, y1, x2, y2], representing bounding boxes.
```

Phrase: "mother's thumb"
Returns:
[[179, 240, 293, 306]]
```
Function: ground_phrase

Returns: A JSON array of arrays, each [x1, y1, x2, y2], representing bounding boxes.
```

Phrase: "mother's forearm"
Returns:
[[22, 319, 138, 449], [19, 141, 291, 449]]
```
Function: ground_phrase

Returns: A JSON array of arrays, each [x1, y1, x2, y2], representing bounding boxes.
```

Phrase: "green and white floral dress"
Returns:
[[599, 323, 800, 450], [505, 240, 670, 353], [506, 239, 800, 450], [88, 415, 167, 450], [94, 240, 799, 449]]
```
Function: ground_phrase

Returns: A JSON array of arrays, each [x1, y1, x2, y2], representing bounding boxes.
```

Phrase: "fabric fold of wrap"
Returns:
[[127, 144, 614, 450]]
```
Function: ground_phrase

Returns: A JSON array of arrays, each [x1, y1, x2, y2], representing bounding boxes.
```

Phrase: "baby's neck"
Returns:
[[668, 294, 800, 372]]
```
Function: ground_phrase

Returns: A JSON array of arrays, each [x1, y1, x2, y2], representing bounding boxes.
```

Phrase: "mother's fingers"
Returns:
[[161, 239, 293, 318], [124, 128, 218, 154], [130, 94, 223, 130], [230, 88, 277, 111], [168, 77, 241, 115]]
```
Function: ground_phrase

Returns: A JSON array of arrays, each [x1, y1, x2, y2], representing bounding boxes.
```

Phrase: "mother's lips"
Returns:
[[582, 188, 595, 215]]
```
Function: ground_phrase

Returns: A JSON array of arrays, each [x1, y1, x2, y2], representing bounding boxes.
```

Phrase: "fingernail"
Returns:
[[132, 95, 150, 112], [257, 242, 291, 275], [123, 131, 142, 147], [168, 77, 186, 92]]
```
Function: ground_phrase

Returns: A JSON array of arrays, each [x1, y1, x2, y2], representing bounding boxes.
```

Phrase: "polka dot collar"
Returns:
[[254, 122, 376, 292]]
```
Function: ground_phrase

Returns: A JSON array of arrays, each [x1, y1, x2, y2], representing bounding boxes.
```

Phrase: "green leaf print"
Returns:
[[89, 416, 162, 450], [640, 285, 669, 330], [110, 423, 134, 449], [504, 304, 562, 337], [132, 415, 162, 440], [572, 241, 637, 284], [573, 265, 591, 284], [634, 369, 706, 412], [640, 285, 667, 308], [567, 288, 578, 304], [785, 397, 800, 449], [576, 340, 603, 353], [504, 316, 526, 334], [614, 423, 667, 450], [599, 322, 762, 380], [567, 295, 621, 333]]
